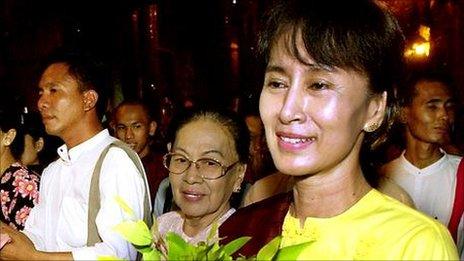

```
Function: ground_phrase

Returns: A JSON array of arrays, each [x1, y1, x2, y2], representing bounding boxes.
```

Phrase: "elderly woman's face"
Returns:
[[259, 35, 384, 176], [169, 119, 244, 219]]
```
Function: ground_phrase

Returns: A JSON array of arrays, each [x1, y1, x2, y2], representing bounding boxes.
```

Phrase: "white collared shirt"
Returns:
[[23, 129, 148, 260], [381, 150, 461, 225]]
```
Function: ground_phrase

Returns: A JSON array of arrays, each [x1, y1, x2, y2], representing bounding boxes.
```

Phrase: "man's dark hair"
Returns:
[[42, 50, 111, 120], [113, 98, 159, 123], [399, 68, 457, 107], [257, 0, 405, 150]]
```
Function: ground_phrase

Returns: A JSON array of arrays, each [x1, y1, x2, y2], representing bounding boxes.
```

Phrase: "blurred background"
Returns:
[[1, 0, 463, 120]]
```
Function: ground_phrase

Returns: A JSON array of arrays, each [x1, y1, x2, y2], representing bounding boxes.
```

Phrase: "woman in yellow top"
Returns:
[[219, 0, 459, 259]]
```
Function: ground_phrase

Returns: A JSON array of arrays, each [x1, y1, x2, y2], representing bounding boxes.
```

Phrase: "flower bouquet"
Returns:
[[99, 196, 311, 260]]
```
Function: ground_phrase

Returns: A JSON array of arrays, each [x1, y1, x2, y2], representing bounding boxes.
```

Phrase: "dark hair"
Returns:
[[167, 108, 250, 164], [22, 111, 46, 141], [0, 108, 25, 161], [21, 110, 60, 166], [42, 50, 111, 120], [113, 98, 159, 123], [258, 0, 405, 150], [399, 68, 457, 107]]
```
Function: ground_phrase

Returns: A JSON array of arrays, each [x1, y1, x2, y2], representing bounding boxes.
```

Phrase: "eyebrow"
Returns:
[[171, 148, 225, 158], [265, 64, 333, 74], [427, 99, 442, 103], [427, 98, 454, 104], [202, 150, 224, 158]]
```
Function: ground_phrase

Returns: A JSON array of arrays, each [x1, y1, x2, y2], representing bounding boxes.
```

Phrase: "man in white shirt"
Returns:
[[0, 52, 150, 260], [380, 69, 462, 254]]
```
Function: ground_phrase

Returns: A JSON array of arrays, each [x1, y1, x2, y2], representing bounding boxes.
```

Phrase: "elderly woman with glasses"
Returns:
[[156, 108, 249, 244]]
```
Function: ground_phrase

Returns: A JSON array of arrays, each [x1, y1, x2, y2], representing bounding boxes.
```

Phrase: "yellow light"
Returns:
[[404, 25, 431, 58], [419, 25, 430, 41], [413, 42, 430, 56]]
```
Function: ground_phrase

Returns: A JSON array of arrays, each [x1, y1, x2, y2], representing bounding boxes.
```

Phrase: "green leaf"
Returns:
[[114, 196, 135, 218], [256, 236, 281, 261], [142, 249, 162, 261], [166, 232, 193, 260], [134, 245, 154, 254], [274, 240, 313, 260], [222, 236, 251, 256], [206, 243, 223, 260], [113, 220, 152, 246], [97, 255, 124, 261]]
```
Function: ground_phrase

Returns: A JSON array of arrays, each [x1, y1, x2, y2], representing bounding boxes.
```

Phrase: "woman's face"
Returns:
[[20, 134, 41, 166], [259, 35, 385, 177], [169, 119, 245, 219]]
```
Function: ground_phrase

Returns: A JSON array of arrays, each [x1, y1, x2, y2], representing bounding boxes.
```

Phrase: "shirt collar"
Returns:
[[399, 148, 449, 175], [57, 129, 110, 163]]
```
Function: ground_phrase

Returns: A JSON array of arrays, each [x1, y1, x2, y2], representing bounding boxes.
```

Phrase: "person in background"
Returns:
[[219, 0, 458, 259], [380, 69, 463, 255], [244, 114, 267, 183], [112, 99, 168, 202], [20, 111, 60, 175], [0, 107, 40, 231], [0, 51, 150, 260], [157, 108, 248, 244]]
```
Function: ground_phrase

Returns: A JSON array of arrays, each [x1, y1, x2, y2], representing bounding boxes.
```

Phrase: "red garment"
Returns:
[[448, 158, 464, 242], [141, 151, 168, 202], [219, 192, 291, 257]]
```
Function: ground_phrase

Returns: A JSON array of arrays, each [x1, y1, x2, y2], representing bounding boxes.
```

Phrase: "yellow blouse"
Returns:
[[281, 189, 458, 260]]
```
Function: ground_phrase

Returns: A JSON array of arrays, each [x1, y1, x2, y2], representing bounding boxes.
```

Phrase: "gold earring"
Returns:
[[364, 123, 379, 133]]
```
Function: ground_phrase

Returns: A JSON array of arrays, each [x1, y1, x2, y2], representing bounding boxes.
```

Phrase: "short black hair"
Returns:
[[42, 50, 111, 120], [399, 68, 457, 107], [0, 107, 25, 161], [258, 0, 405, 150], [22, 111, 46, 141], [113, 98, 159, 123]]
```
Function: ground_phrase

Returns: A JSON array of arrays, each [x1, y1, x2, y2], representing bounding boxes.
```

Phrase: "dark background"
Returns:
[[1, 0, 463, 117]]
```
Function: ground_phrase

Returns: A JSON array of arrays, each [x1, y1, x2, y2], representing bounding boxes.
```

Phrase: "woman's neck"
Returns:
[[182, 202, 231, 238], [291, 162, 371, 226]]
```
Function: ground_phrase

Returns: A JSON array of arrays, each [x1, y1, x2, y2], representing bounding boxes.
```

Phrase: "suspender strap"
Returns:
[[87, 140, 153, 246], [448, 157, 464, 242]]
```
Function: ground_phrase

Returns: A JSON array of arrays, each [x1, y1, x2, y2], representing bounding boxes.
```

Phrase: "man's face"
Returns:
[[113, 104, 156, 158], [37, 63, 86, 140], [404, 80, 456, 145]]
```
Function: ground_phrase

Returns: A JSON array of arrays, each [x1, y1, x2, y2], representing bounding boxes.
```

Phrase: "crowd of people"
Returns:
[[1, 0, 463, 260]]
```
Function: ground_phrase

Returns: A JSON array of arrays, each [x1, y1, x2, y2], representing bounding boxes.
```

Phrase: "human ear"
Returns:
[[399, 106, 409, 124], [35, 137, 44, 153], [109, 120, 116, 132], [2, 129, 17, 146], [363, 91, 387, 132], [149, 121, 157, 136], [83, 90, 98, 111], [233, 164, 247, 192]]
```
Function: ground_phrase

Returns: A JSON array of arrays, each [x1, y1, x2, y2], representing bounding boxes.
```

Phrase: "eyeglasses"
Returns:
[[163, 153, 239, 180]]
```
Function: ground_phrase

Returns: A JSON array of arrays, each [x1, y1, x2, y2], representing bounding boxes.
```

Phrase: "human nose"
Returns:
[[279, 84, 306, 124], [437, 106, 451, 122], [37, 92, 49, 112], [125, 127, 134, 139], [182, 160, 203, 184]]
